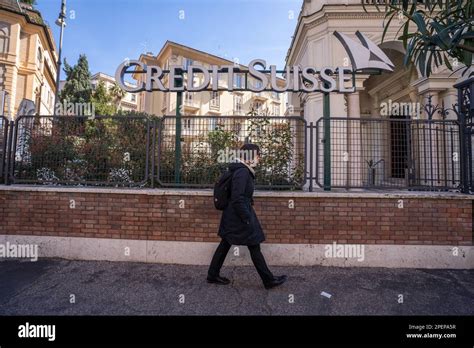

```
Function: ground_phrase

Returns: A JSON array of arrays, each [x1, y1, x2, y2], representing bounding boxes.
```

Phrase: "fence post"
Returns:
[[323, 92, 331, 191], [309, 122, 314, 192], [4, 120, 14, 185], [174, 69, 183, 184], [457, 94, 467, 193], [150, 118, 156, 188]]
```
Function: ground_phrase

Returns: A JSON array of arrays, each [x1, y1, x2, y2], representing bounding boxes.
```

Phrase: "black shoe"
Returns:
[[207, 276, 231, 285], [264, 275, 287, 289]]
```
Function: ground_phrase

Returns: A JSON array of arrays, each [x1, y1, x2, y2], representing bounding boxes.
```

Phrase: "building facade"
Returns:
[[286, 0, 465, 120], [135, 41, 287, 117], [91, 72, 139, 112], [286, 0, 470, 190], [0, 0, 58, 118]]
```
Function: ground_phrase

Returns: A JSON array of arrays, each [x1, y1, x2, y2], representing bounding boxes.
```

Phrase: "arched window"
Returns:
[[0, 22, 10, 55]]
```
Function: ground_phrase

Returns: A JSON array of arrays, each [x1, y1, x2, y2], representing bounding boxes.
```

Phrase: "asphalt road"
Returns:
[[0, 259, 473, 315]]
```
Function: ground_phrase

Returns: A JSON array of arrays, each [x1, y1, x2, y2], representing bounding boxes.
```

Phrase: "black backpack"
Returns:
[[213, 170, 233, 210]]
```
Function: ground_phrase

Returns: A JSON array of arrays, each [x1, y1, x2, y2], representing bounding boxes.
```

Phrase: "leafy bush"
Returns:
[[15, 113, 151, 186], [15, 113, 304, 189], [156, 116, 304, 189], [247, 117, 304, 188]]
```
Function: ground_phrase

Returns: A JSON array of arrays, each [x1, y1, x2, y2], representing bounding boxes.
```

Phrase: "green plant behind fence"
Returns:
[[13, 115, 304, 189], [15, 115, 150, 186], [157, 116, 305, 189]]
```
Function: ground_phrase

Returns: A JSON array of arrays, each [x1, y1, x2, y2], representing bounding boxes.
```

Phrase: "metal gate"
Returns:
[[310, 116, 460, 191]]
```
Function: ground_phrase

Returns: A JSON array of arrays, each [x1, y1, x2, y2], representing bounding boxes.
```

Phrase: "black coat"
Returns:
[[218, 162, 265, 246]]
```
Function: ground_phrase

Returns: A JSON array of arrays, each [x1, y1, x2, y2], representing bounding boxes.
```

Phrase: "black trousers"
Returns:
[[208, 238, 274, 284]]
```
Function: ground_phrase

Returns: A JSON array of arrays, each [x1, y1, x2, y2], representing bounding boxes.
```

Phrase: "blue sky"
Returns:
[[36, 0, 303, 80]]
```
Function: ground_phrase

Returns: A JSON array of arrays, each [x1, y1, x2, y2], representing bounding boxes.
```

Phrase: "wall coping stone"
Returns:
[[0, 185, 472, 200]]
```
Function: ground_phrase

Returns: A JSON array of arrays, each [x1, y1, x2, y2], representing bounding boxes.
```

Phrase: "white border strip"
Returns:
[[1, 235, 472, 269], [0, 185, 471, 199]]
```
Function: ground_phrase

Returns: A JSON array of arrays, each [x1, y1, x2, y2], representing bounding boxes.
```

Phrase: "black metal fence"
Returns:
[[1, 115, 305, 189], [9, 116, 151, 186], [0, 109, 472, 193], [156, 116, 306, 189], [310, 117, 461, 190]]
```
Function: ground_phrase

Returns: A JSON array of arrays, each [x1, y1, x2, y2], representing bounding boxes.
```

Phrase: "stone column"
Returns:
[[443, 90, 457, 120], [429, 92, 440, 119]]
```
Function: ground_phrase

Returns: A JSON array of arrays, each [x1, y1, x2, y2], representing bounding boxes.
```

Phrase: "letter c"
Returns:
[[115, 60, 146, 93]]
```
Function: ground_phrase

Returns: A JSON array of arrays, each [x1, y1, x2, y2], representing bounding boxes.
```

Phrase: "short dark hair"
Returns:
[[240, 143, 260, 156]]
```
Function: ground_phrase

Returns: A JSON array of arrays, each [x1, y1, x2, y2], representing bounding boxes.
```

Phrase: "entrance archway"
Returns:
[[358, 45, 421, 186]]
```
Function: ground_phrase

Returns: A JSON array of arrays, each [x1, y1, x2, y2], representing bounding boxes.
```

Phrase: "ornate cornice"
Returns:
[[286, 6, 388, 66]]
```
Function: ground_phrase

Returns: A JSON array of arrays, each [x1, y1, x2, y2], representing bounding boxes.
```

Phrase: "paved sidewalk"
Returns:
[[0, 259, 472, 315]]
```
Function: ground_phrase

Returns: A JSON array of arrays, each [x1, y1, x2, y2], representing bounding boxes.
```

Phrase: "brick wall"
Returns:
[[0, 188, 472, 246]]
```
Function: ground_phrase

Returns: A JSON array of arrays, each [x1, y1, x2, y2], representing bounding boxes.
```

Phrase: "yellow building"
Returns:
[[135, 41, 287, 117], [0, 0, 57, 117], [91, 72, 140, 112]]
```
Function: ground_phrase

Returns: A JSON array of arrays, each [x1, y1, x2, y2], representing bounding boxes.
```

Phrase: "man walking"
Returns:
[[207, 144, 287, 289]]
